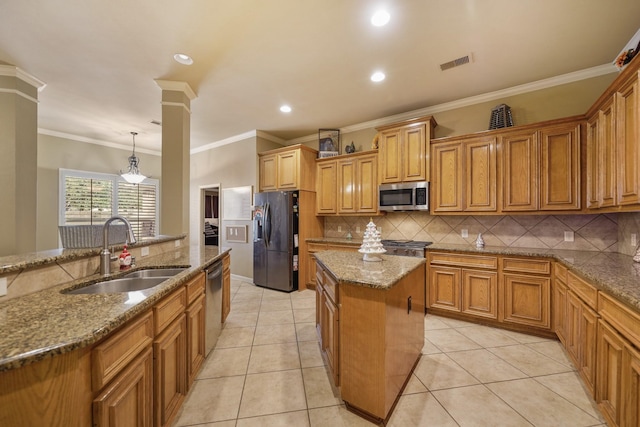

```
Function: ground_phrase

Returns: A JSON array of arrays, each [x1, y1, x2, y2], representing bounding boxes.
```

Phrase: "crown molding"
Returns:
[[154, 79, 197, 100], [287, 62, 619, 144], [190, 130, 286, 154], [38, 128, 161, 156], [0, 65, 47, 91]]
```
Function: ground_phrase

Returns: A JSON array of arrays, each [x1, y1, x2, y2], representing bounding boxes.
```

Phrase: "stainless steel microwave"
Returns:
[[378, 181, 429, 212]]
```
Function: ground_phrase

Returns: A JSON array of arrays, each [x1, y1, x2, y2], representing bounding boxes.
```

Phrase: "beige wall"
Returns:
[[37, 133, 162, 251], [190, 137, 276, 279]]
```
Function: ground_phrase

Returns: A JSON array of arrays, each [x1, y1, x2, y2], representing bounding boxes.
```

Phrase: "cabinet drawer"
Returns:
[[555, 262, 568, 283], [323, 271, 338, 304], [598, 292, 640, 348], [429, 252, 497, 269], [185, 272, 205, 306], [567, 271, 598, 310], [154, 287, 187, 335], [92, 310, 153, 391], [502, 257, 551, 275]]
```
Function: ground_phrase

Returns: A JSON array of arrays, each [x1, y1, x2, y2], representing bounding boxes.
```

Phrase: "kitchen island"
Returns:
[[314, 250, 425, 424]]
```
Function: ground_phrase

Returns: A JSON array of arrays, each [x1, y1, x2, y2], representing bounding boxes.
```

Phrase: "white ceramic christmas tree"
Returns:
[[358, 219, 386, 262]]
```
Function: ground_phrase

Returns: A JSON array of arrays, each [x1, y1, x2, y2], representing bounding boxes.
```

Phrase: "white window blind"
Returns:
[[60, 169, 159, 240]]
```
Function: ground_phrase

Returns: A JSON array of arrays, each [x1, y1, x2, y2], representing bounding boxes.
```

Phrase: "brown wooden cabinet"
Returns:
[[501, 257, 551, 330], [186, 294, 205, 389], [315, 263, 340, 386], [377, 116, 436, 184], [499, 129, 539, 211], [258, 144, 317, 192], [316, 151, 378, 215], [586, 96, 617, 209], [431, 136, 497, 212], [597, 318, 625, 427], [428, 252, 498, 320], [616, 75, 640, 206]]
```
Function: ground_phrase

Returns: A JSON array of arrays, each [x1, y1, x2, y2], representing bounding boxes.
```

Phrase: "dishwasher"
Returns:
[[205, 261, 223, 355]]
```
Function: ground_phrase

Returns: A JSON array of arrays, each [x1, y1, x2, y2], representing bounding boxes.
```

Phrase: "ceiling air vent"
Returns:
[[440, 54, 472, 71]]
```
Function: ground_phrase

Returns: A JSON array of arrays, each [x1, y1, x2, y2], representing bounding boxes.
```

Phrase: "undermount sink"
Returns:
[[123, 267, 187, 278], [65, 277, 169, 294]]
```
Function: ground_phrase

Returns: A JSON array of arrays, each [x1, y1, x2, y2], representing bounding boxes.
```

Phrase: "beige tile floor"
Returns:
[[173, 278, 607, 426]]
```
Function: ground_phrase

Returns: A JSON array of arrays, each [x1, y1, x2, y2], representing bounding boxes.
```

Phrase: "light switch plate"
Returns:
[[0, 277, 7, 297], [356, 226, 361, 233], [175, 240, 181, 248], [632, 233, 638, 247], [564, 231, 574, 242], [461, 229, 469, 238], [141, 246, 150, 257], [338, 226, 342, 232]]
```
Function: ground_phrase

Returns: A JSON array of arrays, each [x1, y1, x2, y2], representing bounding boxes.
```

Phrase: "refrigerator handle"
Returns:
[[264, 202, 270, 248]]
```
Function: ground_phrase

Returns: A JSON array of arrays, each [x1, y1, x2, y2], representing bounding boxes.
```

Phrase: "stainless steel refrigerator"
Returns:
[[253, 190, 299, 292]]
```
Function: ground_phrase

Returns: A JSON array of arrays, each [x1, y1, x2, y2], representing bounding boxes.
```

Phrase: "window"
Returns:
[[60, 169, 159, 240]]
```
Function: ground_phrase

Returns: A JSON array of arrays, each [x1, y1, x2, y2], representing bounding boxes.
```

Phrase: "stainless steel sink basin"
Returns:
[[123, 267, 187, 278], [65, 277, 168, 294]]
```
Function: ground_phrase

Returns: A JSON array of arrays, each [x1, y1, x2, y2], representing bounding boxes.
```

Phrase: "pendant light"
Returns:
[[120, 132, 147, 184]]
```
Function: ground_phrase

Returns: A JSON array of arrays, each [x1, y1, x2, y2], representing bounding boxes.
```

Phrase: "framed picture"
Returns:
[[318, 128, 340, 158]]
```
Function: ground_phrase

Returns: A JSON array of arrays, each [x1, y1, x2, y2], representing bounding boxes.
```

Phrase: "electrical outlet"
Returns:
[[338, 226, 342, 232], [141, 246, 149, 257], [175, 240, 181, 248], [564, 231, 574, 242], [377, 227, 382, 234], [0, 277, 7, 297], [356, 226, 361, 233], [632, 233, 638, 247], [461, 229, 468, 238]]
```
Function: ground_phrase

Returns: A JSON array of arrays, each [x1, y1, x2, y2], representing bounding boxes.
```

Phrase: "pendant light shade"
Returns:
[[120, 132, 147, 184]]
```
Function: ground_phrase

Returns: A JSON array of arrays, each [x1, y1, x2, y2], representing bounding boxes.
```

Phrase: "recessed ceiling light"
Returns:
[[371, 71, 386, 82], [280, 105, 292, 113], [173, 53, 193, 65], [371, 10, 390, 26]]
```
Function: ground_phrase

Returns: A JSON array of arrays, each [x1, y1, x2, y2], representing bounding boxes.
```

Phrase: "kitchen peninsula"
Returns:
[[314, 250, 425, 424]]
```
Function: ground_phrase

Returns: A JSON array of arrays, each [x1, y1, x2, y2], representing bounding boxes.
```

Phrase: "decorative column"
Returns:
[[154, 80, 197, 237], [0, 66, 45, 256]]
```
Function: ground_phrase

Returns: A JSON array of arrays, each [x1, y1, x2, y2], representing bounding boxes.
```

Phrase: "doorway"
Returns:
[[200, 184, 220, 246]]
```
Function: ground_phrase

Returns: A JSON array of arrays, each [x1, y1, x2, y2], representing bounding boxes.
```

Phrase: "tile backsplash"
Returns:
[[325, 212, 640, 255]]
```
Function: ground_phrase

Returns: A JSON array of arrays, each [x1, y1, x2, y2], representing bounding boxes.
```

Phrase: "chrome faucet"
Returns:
[[100, 215, 137, 275]]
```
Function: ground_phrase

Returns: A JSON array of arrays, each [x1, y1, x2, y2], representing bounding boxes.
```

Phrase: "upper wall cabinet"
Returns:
[[258, 144, 317, 192], [376, 116, 437, 184], [586, 57, 640, 212]]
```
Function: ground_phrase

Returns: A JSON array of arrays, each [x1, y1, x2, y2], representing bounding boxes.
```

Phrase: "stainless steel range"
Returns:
[[381, 240, 432, 258]]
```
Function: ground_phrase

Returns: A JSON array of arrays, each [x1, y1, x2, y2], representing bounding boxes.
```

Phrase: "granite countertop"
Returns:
[[427, 243, 640, 312], [314, 250, 425, 290], [0, 234, 187, 275], [0, 244, 230, 372]]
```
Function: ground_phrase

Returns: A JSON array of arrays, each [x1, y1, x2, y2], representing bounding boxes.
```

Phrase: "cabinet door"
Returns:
[[259, 154, 277, 192], [586, 114, 600, 209], [461, 269, 497, 319], [93, 347, 153, 427], [623, 343, 640, 427], [337, 159, 357, 213], [316, 160, 337, 214], [307, 244, 326, 288], [600, 98, 617, 208], [466, 137, 497, 212], [502, 273, 550, 329], [356, 154, 378, 213], [186, 294, 206, 390], [277, 151, 299, 189], [432, 142, 463, 212], [428, 266, 461, 312], [379, 129, 402, 183], [322, 294, 340, 386], [597, 319, 625, 427], [566, 291, 582, 366], [539, 123, 581, 210], [579, 302, 598, 396], [553, 277, 568, 345], [154, 315, 187, 427], [402, 124, 427, 182], [616, 77, 640, 206], [501, 131, 538, 211]]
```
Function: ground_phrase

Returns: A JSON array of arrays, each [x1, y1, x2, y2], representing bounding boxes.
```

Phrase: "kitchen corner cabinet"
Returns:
[[376, 116, 436, 184], [258, 144, 317, 192], [315, 151, 378, 215], [431, 135, 497, 213]]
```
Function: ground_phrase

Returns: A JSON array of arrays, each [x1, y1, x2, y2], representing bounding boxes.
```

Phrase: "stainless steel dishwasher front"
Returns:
[[205, 261, 223, 355]]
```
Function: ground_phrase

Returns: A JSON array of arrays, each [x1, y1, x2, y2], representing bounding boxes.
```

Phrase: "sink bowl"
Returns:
[[123, 267, 187, 278], [66, 277, 168, 294]]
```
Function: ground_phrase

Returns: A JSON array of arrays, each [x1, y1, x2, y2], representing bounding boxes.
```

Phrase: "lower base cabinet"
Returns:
[[154, 314, 187, 427]]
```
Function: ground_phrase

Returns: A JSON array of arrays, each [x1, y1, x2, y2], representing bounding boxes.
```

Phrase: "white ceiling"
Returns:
[[1, 1, 639, 152]]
